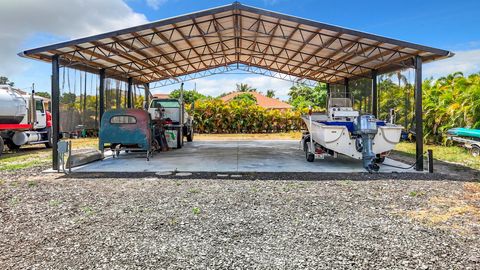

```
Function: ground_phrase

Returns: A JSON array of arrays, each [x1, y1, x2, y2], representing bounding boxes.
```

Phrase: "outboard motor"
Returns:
[[354, 115, 379, 172]]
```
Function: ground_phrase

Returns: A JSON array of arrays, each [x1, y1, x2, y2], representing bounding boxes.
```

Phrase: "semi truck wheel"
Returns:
[[0, 136, 4, 157], [6, 140, 20, 150], [45, 128, 53, 148]]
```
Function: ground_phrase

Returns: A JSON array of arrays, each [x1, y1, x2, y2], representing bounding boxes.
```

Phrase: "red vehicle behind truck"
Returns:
[[0, 85, 52, 156]]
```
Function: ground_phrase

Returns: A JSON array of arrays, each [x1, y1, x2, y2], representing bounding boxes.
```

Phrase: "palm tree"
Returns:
[[266, 89, 275, 98], [236, 83, 256, 92]]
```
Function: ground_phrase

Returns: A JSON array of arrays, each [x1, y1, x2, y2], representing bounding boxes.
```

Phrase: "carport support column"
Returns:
[[99, 69, 105, 121], [371, 70, 378, 117], [51, 55, 60, 170], [127, 77, 133, 108], [144, 83, 150, 108], [344, 78, 350, 98], [414, 56, 423, 171], [326, 83, 330, 96]]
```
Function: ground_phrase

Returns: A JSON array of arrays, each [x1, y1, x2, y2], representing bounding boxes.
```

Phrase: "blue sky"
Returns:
[[2, 0, 480, 100]]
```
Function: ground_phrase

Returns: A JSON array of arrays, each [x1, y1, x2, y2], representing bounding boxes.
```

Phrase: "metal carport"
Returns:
[[19, 2, 453, 171]]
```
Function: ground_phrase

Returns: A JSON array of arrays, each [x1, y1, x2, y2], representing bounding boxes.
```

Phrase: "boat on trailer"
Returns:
[[301, 97, 403, 172]]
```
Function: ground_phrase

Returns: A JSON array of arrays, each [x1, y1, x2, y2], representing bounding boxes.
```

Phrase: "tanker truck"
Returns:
[[0, 85, 52, 156]]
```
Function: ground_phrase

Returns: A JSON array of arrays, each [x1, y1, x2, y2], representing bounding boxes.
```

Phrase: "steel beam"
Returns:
[[51, 55, 60, 170], [371, 70, 378, 117], [414, 56, 423, 171], [127, 77, 133, 108], [99, 69, 106, 121]]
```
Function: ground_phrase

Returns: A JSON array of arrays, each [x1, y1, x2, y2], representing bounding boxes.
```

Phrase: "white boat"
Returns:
[[301, 97, 403, 172]]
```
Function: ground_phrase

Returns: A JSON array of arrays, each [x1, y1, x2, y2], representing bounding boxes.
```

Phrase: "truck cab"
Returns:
[[148, 98, 194, 147]]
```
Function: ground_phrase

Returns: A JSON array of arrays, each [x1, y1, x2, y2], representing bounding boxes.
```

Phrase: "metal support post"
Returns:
[[414, 56, 423, 171], [51, 55, 60, 170]]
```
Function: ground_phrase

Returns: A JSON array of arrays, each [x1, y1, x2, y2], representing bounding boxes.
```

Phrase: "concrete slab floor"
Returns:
[[72, 140, 416, 173]]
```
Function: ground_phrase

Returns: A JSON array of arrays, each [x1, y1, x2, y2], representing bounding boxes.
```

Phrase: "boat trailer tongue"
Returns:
[[354, 115, 380, 172]]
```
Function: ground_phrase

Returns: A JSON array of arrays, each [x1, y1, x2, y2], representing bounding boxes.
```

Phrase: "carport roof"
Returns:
[[19, 2, 453, 84]]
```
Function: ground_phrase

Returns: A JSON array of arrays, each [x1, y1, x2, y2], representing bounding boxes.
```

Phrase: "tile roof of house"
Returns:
[[152, 93, 170, 99], [219, 91, 292, 109]]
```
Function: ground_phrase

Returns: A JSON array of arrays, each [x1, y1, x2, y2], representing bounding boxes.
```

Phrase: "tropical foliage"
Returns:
[[288, 83, 327, 110], [169, 89, 207, 104], [192, 98, 303, 133]]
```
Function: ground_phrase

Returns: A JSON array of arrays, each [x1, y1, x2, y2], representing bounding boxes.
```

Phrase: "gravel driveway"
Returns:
[[1, 171, 479, 269]]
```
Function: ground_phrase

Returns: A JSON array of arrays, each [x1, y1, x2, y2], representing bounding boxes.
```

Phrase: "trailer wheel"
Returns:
[[375, 155, 385, 164], [304, 139, 315, 162], [471, 145, 480, 157], [0, 136, 4, 157]]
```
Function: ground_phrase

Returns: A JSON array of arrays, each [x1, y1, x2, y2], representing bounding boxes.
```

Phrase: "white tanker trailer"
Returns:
[[0, 85, 52, 156]]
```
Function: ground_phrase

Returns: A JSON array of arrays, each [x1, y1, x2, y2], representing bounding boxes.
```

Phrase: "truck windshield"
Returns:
[[151, 100, 180, 108]]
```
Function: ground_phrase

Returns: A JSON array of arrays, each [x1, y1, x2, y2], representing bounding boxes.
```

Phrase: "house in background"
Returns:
[[152, 93, 170, 99], [220, 92, 292, 111]]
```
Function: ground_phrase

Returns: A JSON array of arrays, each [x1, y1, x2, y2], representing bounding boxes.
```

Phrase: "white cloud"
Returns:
[[0, 0, 148, 76], [424, 49, 480, 79], [146, 0, 167, 10]]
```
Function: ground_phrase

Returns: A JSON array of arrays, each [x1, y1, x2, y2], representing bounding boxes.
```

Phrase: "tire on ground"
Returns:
[[471, 145, 480, 157], [0, 136, 4, 157], [45, 128, 53, 148], [176, 128, 182, 149]]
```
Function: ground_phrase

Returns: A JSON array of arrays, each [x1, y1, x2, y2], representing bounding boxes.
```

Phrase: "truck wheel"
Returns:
[[0, 136, 4, 157], [176, 128, 182, 149], [45, 128, 53, 148], [186, 128, 193, 142], [471, 145, 480, 157], [6, 140, 20, 150]]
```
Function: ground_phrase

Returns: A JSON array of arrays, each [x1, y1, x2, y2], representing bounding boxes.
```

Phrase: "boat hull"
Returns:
[[302, 116, 402, 159]]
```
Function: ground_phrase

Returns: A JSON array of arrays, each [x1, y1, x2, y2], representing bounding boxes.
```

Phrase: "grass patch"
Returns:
[[409, 191, 426, 197], [10, 196, 20, 205], [27, 181, 37, 188], [394, 142, 480, 170], [192, 207, 201, 215], [188, 188, 200, 194], [401, 182, 480, 234], [81, 206, 95, 216], [0, 138, 99, 171], [49, 199, 62, 207]]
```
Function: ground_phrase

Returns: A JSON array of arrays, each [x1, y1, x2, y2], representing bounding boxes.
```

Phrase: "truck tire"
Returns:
[[176, 128, 182, 149], [471, 145, 480, 157], [6, 140, 20, 150], [45, 128, 53, 148], [186, 127, 193, 142], [0, 136, 4, 157]]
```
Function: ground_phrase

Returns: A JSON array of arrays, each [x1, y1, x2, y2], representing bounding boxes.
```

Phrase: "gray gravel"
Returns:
[[1, 174, 479, 269]]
